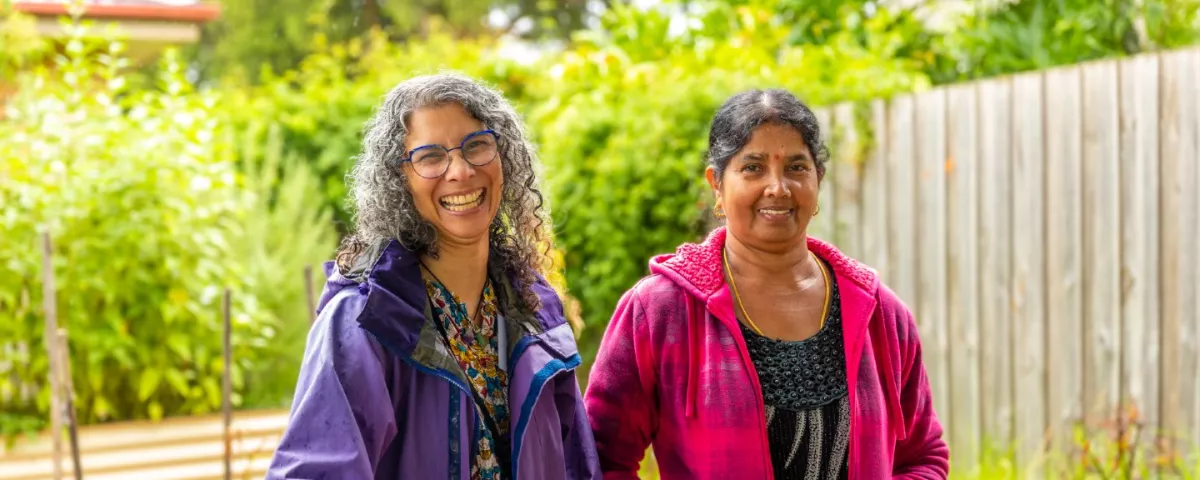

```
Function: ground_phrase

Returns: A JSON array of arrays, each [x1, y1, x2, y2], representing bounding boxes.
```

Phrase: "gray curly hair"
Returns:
[[336, 73, 550, 310]]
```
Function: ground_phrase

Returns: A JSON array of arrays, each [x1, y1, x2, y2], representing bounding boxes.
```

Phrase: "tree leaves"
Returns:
[[138, 370, 161, 402]]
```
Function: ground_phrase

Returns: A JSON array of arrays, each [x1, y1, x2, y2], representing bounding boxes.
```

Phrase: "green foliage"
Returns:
[[191, 0, 597, 84], [227, 121, 338, 409], [928, 0, 1200, 83], [0, 22, 339, 434], [0, 7, 50, 80], [712, 0, 938, 64], [0, 35, 273, 428], [529, 2, 930, 351]]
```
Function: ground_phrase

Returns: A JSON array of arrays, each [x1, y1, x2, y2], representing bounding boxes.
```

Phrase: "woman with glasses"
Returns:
[[584, 89, 949, 479], [268, 73, 600, 480]]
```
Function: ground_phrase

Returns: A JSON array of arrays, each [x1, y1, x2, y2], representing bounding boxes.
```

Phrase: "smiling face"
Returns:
[[707, 122, 819, 252], [404, 102, 504, 248]]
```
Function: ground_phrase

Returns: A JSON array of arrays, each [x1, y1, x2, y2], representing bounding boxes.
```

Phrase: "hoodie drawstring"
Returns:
[[685, 294, 700, 419]]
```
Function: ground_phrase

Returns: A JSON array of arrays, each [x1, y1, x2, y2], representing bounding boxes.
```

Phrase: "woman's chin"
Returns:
[[734, 222, 807, 245], [434, 213, 498, 246]]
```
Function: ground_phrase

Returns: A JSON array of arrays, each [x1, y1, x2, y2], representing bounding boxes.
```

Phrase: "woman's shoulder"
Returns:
[[608, 273, 699, 332], [624, 273, 691, 303], [865, 280, 925, 349], [298, 280, 395, 381]]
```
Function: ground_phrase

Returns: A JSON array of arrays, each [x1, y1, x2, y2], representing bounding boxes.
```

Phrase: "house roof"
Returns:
[[12, 0, 220, 23]]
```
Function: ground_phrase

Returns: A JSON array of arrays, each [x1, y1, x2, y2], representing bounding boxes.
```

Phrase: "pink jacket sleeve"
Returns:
[[891, 306, 950, 479], [583, 286, 659, 479]]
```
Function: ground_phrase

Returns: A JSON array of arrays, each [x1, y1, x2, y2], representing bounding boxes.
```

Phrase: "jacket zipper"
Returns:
[[363, 329, 474, 479], [508, 350, 581, 478], [368, 328, 579, 479], [715, 310, 775, 480]]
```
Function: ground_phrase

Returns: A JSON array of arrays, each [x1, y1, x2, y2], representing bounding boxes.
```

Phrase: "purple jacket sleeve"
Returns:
[[267, 291, 397, 479]]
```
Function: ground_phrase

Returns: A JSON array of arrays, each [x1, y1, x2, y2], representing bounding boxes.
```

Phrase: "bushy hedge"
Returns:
[[0, 41, 269, 427], [0, 32, 338, 434]]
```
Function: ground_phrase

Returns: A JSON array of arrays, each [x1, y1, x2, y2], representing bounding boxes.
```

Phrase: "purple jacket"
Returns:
[[266, 240, 600, 479]]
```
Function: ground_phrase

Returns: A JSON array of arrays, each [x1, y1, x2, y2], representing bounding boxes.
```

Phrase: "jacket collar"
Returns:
[[347, 239, 573, 370]]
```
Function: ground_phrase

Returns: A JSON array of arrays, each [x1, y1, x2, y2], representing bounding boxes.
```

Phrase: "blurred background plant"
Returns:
[[3, 0, 1200, 475], [0, 28, 274, 432]]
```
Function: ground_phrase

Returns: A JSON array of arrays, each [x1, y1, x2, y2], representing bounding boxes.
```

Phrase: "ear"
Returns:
[[705, 165, 720, 193]]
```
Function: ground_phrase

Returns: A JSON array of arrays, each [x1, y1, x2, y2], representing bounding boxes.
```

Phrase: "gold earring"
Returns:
[[814, 204, 820, 216], [714, 203, 725, 218]]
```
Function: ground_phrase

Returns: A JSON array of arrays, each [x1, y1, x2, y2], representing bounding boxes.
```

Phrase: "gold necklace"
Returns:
[[723, 248, 831, 337]]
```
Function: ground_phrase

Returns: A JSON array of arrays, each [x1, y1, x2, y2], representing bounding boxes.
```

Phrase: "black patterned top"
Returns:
[[738, 259, 850, 480]]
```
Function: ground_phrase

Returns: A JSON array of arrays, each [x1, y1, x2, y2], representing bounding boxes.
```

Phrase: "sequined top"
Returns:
[[425, 278, 509, 480], [738, 259, 850, 480]]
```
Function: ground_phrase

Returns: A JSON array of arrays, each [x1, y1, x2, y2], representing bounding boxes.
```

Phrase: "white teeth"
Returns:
[[439, 189, 484, 211], [760, 209, 791, 215]]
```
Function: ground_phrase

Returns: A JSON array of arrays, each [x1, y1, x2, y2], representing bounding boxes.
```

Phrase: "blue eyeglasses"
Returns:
[[400, 130, 500, 179]]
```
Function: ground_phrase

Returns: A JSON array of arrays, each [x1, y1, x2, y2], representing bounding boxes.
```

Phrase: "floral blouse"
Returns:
[[425, 277, 509, 480]]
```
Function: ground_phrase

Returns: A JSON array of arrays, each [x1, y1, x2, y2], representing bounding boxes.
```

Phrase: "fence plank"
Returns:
[[946, 83, 981, 472], [860, 100, 889, 275], [914, 89, 951, 432], [886, 95, 917, 306], [1081, 60, 1123, 431], [1192, 47, 1200, 464], [978, 77, 1015, 454], [1117, 52, 1160, 456], [1159, 47, 1200, 459], [831, 103, 862, 258], [39, 232, 64, 480], [812, 108, 836, 240], [1010, 71, 1048, 472], [1044, 65, 1085, 449]]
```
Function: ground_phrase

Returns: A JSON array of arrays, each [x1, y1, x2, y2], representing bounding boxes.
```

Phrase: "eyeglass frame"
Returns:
[[398, 129, 501, 179]]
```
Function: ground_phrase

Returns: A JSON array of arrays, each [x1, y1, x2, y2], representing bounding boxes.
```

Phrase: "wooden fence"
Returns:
[[0, 409, 287, 480], [809, 46, 1200, 473]]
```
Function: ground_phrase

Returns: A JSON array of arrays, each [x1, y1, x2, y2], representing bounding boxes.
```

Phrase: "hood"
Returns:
[[315, 239, 563, 361], [316, 239, 391, 314]]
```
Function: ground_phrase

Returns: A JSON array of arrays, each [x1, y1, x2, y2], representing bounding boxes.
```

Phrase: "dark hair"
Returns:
[[706, 88, 830, 182]]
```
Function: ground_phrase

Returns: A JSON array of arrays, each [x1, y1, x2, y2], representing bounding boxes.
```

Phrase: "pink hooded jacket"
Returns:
[[584, 228, 949, 479]]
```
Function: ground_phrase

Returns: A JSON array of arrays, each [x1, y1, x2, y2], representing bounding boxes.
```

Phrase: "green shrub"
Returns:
[[927, 0, 1200, 84], [0, 37, 276, 429], [226, 120, 338, 409], [0, 7, 50, 81]]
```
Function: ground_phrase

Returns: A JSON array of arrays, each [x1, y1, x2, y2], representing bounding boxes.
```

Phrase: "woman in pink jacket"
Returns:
[[584, 89, 949, 479]]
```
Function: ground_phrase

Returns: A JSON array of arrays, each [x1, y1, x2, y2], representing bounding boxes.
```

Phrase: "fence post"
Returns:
[[304, 265, 316, 325], [55, 329, 82, 480], [40, 232, 64, 480], [222, 289, 232, 480]]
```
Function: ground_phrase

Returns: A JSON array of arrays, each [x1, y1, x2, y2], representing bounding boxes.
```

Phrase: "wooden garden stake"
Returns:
[[40, 232, 64, 480], [56, 329, 83, 480], [304, 265, 316, 325], [222, 288, 233, 480]]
